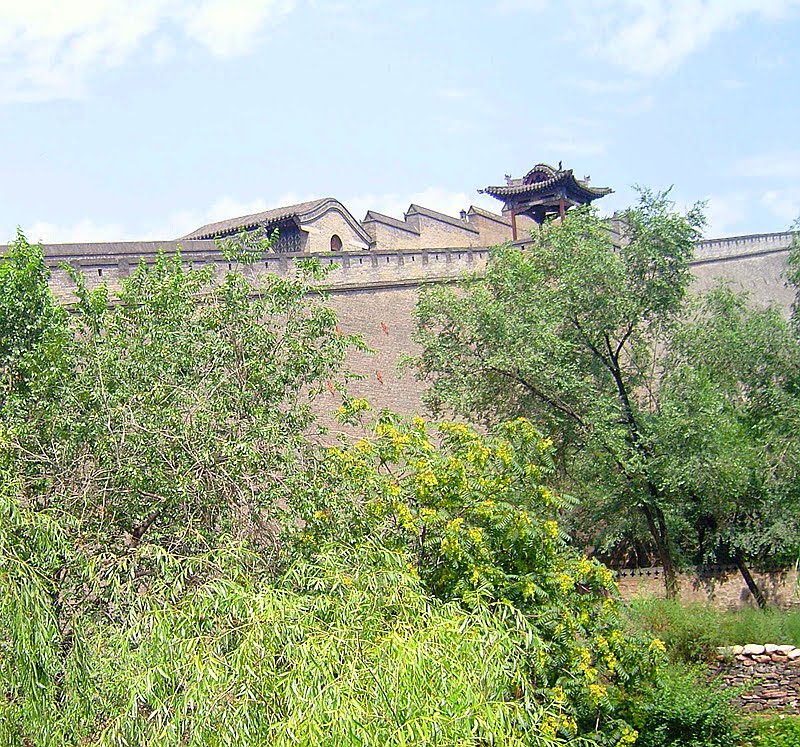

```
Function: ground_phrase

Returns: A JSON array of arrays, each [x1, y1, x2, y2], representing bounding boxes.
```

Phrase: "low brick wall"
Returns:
[[711, 644, 800, 712], [615, 566, 800, 610]]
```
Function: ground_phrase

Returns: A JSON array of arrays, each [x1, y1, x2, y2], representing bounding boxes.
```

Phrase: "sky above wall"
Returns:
[[1, 0, 798, 244]]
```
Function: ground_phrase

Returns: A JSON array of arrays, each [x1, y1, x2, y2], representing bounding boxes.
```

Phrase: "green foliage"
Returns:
[[0, 234, 364, 744], [0, 230, 68, 404], [410, 190, 705, 594], [656, 286, 800, 573], [1, 536, 586, 746], [295, 412, 663, 743], [628, 665, 741, 747], [745, 715, 800, 747], [410, 190, 800, 603], [786, 218, 800, 332]]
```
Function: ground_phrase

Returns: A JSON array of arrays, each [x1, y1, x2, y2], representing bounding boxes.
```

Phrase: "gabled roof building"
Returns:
[[181, 197, 373, 253]]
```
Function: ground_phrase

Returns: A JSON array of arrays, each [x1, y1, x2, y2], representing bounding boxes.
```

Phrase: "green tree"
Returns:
[[410, 191, 704, 598], [653, 286, 800, 606], [0, 235, 661, 746], [787, 217, 800, 331], [0, 235, 360, 742]]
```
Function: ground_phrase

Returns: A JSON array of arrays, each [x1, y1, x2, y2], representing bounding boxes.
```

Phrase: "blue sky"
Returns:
[[1, 0, 798, 244]]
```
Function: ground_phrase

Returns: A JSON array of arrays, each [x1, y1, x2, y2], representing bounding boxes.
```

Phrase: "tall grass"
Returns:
[[624, 598, 800, 662]]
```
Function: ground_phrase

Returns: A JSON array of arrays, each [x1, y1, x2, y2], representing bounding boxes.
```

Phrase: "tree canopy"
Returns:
[[0, 234, 660, 746], [410, 192, 800, 602]]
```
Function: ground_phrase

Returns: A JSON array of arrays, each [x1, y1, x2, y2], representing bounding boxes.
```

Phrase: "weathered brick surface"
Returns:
[[328, 285, 427, 415], [404, 211, 480, 249], [466, 211, 514, 246], [615, 567, 800, 610], [303, 206, 371, 253], [361, 220, 421, 251]]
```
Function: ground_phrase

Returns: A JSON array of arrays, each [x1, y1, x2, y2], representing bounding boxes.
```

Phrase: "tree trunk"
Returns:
[[641, 502, 679, 599], [735, 551, 767, 609]]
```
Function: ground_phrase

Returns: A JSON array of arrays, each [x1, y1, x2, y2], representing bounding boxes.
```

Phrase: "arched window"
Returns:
[[330, 234, 343, 251]]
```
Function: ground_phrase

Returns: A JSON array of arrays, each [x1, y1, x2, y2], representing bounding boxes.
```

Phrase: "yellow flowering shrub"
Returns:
[[294, 411, 665, 745]]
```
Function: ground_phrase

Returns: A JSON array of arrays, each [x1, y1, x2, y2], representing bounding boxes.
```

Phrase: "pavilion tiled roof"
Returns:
[[480, 169, 612, 201]]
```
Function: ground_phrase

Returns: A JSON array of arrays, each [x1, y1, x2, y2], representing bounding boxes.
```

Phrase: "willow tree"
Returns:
[[410, 191, 705, 597]]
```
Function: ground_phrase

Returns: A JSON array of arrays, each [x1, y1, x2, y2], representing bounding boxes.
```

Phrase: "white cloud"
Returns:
[[0, 0, 296, 103], [22, 218, 132, 244], [181, 0, 294, 57], [500, 0, 800, 76], [703, 192, 751, 237], [17, 188, 507, 245], [735, 151, 800, 179], [761, 188, 800, 225]]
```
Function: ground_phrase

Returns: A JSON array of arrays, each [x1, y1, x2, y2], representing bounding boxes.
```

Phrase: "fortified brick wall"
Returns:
[[42, 231, 795, 420], [691, 231, 794, 312]]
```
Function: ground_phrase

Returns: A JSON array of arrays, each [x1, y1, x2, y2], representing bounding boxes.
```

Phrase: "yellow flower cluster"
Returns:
[[588, 683, 607, 701], [392, 500, 416, 532], [649, 638, 667, 655], [467, 526, 483, 544]]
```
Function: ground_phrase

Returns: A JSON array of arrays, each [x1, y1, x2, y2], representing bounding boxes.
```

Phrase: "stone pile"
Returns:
[[711, 644, 800, 711]]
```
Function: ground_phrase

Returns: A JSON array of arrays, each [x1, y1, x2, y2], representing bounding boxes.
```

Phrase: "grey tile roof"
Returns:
[[466, 205, 511, 225], [480, 170, 612, 200], [362, 210, 420, 235], [405, 204, 479, 233], [181, 198, 331, 240]]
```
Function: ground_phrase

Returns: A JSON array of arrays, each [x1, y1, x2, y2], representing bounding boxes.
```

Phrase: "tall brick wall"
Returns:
[[38, 231, 796, 424], [327, 284, 427, 415]]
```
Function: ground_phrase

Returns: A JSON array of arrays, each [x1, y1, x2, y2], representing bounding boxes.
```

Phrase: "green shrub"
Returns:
[[629, 665, 741, 747], [294, 412, 663, 744], [745, 715, 800, 747], [624, 599, 725, 662], [625, 598, 800, 663]]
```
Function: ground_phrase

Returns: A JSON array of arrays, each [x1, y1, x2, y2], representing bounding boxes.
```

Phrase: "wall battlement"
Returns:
[[45, 244, 492, 302], [693, 231, 794, 263]]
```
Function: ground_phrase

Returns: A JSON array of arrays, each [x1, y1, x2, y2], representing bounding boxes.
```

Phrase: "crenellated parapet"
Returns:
[[693, 231, 794, 263], [43, 243, 492, 303]]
